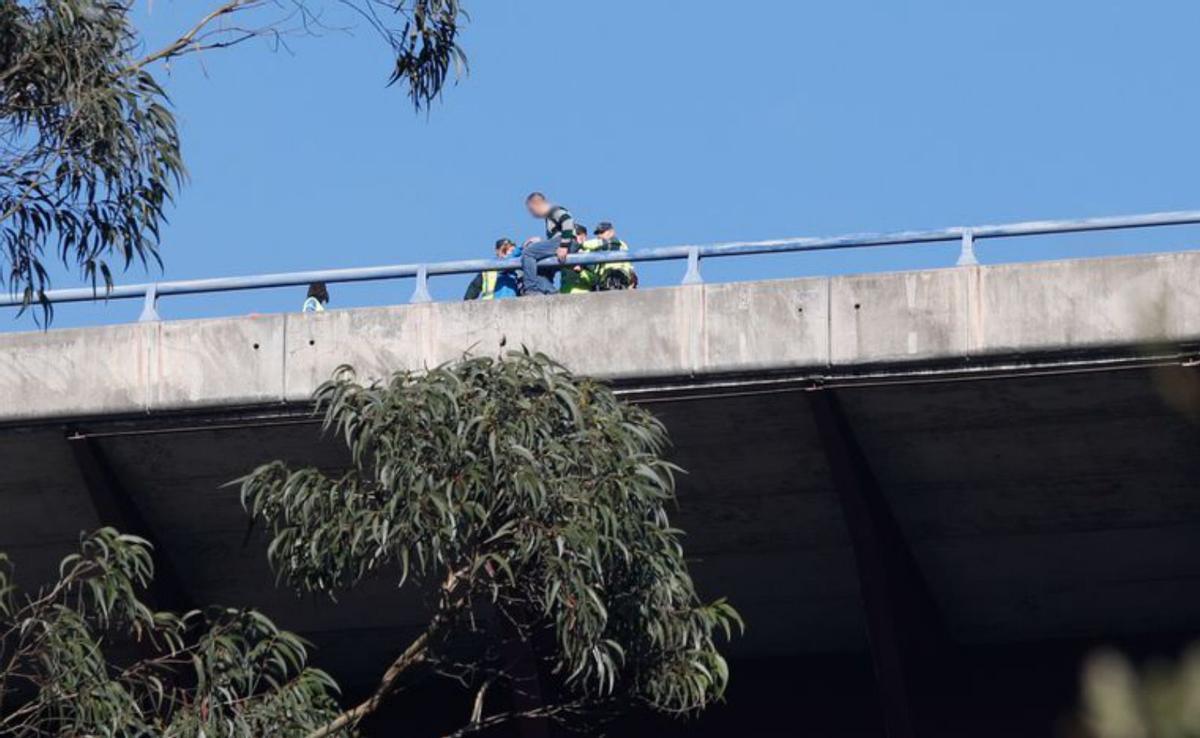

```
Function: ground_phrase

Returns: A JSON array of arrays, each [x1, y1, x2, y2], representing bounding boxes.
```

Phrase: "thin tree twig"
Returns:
[[437, 700, 592, 738], [125, 0, 266, 73]]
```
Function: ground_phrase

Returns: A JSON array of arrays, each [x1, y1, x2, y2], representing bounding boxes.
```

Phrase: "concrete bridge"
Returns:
[[3, 250, 1200, 736]]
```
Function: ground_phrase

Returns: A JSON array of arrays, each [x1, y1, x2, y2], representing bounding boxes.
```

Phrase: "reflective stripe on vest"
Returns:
[[480, 270, 498, 300], [600, 239, 633, 277]]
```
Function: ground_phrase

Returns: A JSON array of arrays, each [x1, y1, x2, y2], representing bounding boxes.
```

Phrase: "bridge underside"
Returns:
[[3, 359, 1199, 735]]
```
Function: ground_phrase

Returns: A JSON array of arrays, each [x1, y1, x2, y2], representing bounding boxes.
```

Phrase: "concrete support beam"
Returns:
[[809, 390, 950, 738], [67, 433, 192, 611]]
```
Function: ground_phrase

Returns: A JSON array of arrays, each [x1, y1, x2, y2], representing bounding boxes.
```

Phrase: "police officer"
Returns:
[[559, 225, 597, 294], [464, 238, 522, 300], [591, 221, 636, 290]]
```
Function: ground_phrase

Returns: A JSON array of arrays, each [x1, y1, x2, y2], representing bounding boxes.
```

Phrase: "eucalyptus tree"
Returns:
[[0, 0, 465, 320], [0, 528, 350, 736], [1, 353, 738, 737], [238, 351, 741, 736]]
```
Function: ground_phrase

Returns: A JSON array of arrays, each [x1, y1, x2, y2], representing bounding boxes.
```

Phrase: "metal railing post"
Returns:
[[956, 229, 978, 266], [409, 265, 433, 303], [138, 284, 160, 322], [681, 247, 703, 285]]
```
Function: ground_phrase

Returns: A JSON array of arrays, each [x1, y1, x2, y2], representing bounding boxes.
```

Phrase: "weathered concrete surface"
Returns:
[[3, 251, 1199, 423]]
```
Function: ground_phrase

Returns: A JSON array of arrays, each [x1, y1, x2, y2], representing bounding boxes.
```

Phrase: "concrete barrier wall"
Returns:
[[2, 251, 1199, 422]]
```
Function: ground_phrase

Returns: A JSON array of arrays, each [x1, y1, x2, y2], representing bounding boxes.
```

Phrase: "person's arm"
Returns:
[[463, 273, 483, 300]]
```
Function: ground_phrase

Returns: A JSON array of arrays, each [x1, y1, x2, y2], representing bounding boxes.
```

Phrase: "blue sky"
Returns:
[[10, 0, 1200, 329]]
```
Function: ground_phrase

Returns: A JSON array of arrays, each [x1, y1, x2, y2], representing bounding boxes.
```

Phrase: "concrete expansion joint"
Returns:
[[824, 275, 834, 370], [280, 313, 290, 404]]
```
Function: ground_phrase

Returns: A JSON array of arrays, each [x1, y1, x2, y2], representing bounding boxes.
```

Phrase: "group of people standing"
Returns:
[[299, 192, 635, 312], [464, 192, 637, 301]]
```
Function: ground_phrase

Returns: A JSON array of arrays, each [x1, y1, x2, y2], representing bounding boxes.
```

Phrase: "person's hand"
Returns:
[[556, 245, 569, 262], [524, 236, 538, 247]]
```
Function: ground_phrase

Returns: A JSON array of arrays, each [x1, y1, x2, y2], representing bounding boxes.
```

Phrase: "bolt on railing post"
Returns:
[[138, 284, 160, 322], [956, 229, 978, 266], [681, 247, 704, 285], [409, 265, 433, 303]]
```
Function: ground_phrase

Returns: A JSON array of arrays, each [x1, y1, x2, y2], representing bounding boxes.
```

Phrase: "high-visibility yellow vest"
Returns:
[[479, 270, 498, 300], [559, 264, 596, 294], [583, 238, 634, 278]]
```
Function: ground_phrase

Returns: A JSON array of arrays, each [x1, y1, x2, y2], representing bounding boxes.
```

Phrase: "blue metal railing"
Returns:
[[3, 209, 1200, 322]]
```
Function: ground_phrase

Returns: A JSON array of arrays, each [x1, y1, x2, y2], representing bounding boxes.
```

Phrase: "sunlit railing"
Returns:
[[3, 210, 1200, 322]]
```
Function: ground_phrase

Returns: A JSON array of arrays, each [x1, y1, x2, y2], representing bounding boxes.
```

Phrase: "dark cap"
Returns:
[[494, 237, 515, 250], [594, 221, 614, 235]]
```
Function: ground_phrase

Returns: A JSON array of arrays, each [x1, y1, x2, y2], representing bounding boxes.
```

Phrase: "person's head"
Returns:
[[494, 237, 515, 257], [594, 221, 616, 240], [574, 224, 588, 244], [306, 281, 329, 304], [525, 191, 551, 218]]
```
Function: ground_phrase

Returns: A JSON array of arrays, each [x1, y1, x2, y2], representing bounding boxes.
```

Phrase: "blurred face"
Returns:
[[526, 196, 549, 218], [497, 242, 514, 257], [597, 228, 615, 240]]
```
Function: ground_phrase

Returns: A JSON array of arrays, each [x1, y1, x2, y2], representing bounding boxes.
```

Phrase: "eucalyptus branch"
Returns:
[[469, 676, 493, 724], [438, 700, 594, 738], [303, 626, 434, 738], [126, 0, 268, 73], [304, 567, 468, 738]]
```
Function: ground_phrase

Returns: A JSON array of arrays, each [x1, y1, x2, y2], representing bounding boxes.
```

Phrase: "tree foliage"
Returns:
[[0, 528, 349, 737], [0, 354, 738, 737], [1080, 645, 1200, 738], [351, 0, 467, 109], [0, 1, 468, 321], [238, 351, 741, 735], [0, 0, 182, 320]]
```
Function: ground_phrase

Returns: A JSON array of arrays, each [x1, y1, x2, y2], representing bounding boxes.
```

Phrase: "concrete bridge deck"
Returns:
[[2, 251, 1199, 736], [2, 249, 1199, 421]]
